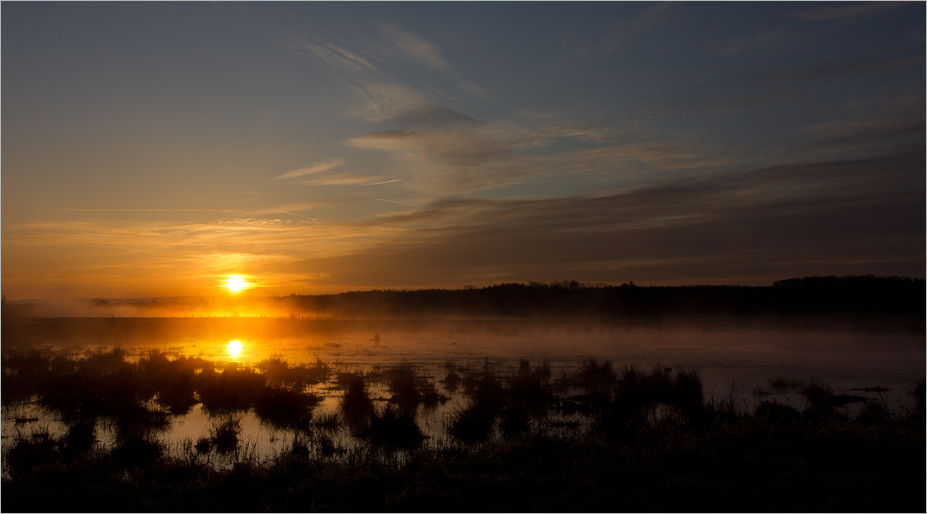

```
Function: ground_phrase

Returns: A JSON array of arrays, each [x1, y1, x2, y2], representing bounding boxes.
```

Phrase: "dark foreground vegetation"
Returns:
[[2, 348, 924, 512]]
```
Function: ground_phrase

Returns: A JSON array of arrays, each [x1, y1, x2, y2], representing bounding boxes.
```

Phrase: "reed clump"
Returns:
[[254, 385, 320, 431], [340, 374, 375, 433]]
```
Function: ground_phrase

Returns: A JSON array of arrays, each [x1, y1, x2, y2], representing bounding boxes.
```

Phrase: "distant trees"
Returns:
[[273, 275, 924, 320]]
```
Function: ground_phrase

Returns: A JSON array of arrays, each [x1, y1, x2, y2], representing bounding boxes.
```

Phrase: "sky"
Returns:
[[2, 2, 925, 300]]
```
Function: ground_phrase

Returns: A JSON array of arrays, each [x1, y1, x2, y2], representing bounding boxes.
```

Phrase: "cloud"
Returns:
[[6, 147, 922, 296], [294, 148, 924, 288], [375, 25, 488, 99], [380, 25, 449, 72], [350, 120, 541, 192], [274, 158, 346, 180], [807, 118, 925, 150], [290, 35, 377, 72], [460, 82, 489, 99], [795, 2, 906, 21], [297, 174, 405, 186], [349, 81, 435, 122], [250, 202, 327, 216], [50, 208, 243, 213]]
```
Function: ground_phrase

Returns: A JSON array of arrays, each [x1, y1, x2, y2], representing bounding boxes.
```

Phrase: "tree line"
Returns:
[[272, 275, 924, 319]]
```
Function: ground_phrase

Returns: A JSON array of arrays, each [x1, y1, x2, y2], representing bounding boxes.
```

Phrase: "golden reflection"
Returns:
[[228, 340, 243, 357], [225, 276, 248, 292]]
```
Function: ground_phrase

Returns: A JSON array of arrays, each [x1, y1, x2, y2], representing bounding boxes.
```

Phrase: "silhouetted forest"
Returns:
[[271, 275, 924, 320]]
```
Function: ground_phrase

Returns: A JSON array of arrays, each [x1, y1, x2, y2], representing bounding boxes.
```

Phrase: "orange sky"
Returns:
[[3, 3, 924, 299]]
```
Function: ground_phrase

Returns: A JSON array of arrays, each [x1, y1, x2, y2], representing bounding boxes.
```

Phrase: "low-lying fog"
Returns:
[[4, 317, 922, 405], [3, 317, 923, 466]]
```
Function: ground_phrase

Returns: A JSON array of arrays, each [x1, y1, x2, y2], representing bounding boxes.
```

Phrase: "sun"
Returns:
[[225, 276, 247, 292]]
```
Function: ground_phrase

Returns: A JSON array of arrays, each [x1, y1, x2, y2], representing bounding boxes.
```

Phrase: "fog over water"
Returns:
[[2, 317, 923, 466]]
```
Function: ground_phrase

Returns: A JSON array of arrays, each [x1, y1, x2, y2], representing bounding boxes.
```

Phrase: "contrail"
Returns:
[[225, 164, 252, 171], [276, 210, 307, 218], [365, 178, 405, 185], [375, 198, 419, 207]]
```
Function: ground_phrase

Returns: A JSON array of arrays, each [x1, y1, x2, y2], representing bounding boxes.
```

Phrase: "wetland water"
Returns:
[[2, 317, 923, 467]]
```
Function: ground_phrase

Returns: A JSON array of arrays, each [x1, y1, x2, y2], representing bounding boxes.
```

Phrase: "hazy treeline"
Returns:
[[2, 275, 922, 323], [272, 275, 924, 319]]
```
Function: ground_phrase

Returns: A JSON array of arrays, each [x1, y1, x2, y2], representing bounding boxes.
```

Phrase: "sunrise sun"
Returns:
[[225, 276, 248, 292]]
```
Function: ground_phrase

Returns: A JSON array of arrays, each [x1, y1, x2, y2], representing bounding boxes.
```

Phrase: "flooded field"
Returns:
[[2, 317, 924, 469]]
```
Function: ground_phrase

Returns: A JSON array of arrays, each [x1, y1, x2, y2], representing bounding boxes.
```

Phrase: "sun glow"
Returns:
[[225, 276, 248, 292], [228, 340, 243, 357]]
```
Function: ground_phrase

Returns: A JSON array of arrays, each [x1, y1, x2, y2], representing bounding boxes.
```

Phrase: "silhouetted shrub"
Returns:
[[672, 367, 704, 412], [255, 385, 320, 431], [506, 362, 555, 414], [754, 401, 801, 426], [501, 406, 530, 439], [575, 358, 617, 395], [202, 416, 242, 455], [63, 420, 97, 452], [853, 401, 890, 426], [442, 371, 461, 393], [196, 367, 266, 412], [367, 405, 426, 448], [768, 375, 804, 392], [800, 380, 835, 410], [386, 363, 423, 417], [80, 347, 128, 375], [50, 355, 77, 374], [341, 375, 374, 433], [3, 428, 59, 476], [449, 402, 496, 443], [112, 436, 164, 470], [314, 412, 342, 432], [913, 379, 925, 418], [157, 372, 197, 415]]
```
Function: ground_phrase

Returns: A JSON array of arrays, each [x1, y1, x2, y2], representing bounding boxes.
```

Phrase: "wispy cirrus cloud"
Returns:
[[297, 174, 405, 186], [350, 119, 541, 192], [349, 81, 434, 122], [274, 158, 346, 180], [272, 156, 403, 187], [289, 34, 378, 72], [47, 208, 243, 213], [380, 25, 449, 72]]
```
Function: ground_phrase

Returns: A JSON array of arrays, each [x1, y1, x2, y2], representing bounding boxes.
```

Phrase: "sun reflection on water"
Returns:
[[228, 340, 243, 357]]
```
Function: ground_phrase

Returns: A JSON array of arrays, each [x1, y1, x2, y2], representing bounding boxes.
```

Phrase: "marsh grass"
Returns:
[[366, 405, 427, 448], [4, 397, 923, 512], [340, 374, 374, 433], [197, 415, 243, 455], [313, 411, 342, 432], [254, 385, 320, 431], [769, 375, 805, 392], [2, 349, 924, 511], [913, 379, 925, 418]]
